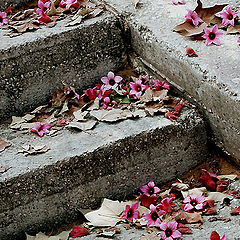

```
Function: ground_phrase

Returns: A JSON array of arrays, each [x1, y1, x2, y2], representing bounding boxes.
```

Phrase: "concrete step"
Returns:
[[0, 13, 127, 120], [0, 109, 207, 239], [103, 0, 240, 163]]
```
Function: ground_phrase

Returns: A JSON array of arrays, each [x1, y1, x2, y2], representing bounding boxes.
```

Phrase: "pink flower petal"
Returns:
[[160, 232, 167, 240], [183, 196, 191, 203], [160, 222, 168, 231], [131, 201, 139, 210], [148, 180, 155, 188], [114, 76, 122, 83], [101, 77, 109, 85], [172, 230, 182, 238], [184, 203, 194, 211], [195, 203, 203, 210], [213, 38, 221, 46], [169, 221, 178, 231], [108, 71, 115, 79], [140, 185, 149, 194], [196, 195, 205, 203]]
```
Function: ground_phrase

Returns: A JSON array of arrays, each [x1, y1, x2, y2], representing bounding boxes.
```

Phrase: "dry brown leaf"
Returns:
[[181, 187, 207, 199], [19, 145, 50, 155], [90, 109, 132, 122], [85, 198, 124, 227], [11, 22, 40, 33], [227, 23, 240, 34], [67, 120, 97, 131], [195, 0, 227, 24], [86, 7, 103, 19], [176, 211, 203, 223], [206, 192, 233, 202], [12, 9, 35, 21], [47, 0, 58, 16], [173, 22, 207, 37], [217, 174, 238, 180], [172, 182, 189, 191]]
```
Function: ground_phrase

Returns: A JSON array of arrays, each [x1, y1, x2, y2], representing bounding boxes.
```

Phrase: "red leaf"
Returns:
[[230, 206, 240, 215], [140, 194, 159, 208], [70, 226, 89, 238], [186, 48, 198, 57], [209, 231, 221, 240], [216, 180, 229, 192]]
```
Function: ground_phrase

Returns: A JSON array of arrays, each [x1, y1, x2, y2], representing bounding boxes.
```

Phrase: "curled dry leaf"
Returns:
[[173, 22, 207, 37], [206, 192, 233, 203], [90, 109, 132, 122], [172, 182, 189, 191], [19, 145, 50, 155], [10, 21, 40, 33], [73, 110, 88, 121], [0, 139, 11, 152], [47, 0, 58, 16], [12, 9, 35, 21], [227, 23, 240, 34], [67, 119, 97, 131], [173, 0, 226, 36], [217, 174, 238, 180], [26, 230, 70, 240], [175, 211, 203, 223], [195, 0, 227, 24], [181, 187, 207, 199], [84, 198, 125, 227], [140, 88, 168, 103]]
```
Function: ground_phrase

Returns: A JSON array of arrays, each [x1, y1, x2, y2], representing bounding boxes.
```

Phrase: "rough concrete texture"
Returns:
[[0, 13, 127, 120], [103, 0, 240, 163], [0, 110, 208, 239], [75, 199, 240, 240], [0, 0, 29, 11]]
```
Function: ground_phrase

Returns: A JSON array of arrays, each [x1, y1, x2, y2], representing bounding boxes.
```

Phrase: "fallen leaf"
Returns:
[[181, 187, 207, 199], [47, 0, 57, 16], [26, 232, 59, 240], [195, 0, 227, 24], [73, 110, 88, 121], [217, 175, 238, 181], [67, 120, 97, 131], [86, 6, 103, 19], [175, 211, 203, 223], [65, 15, 83, 26], [87, 98, 99, 111], [140, 88, 168, 103], [186, 48, 198, 57], [11, 22, 40, 33], [84, 198, 125, 227], [173, 22, 207, 37], [58, 101, 69, 116], [132, 109, 147, 118], [12, 9, 35, 20], [90, 109, 132, 122], [230, 206, 240, 215], [206, 192, 233, 202], [172, 182, 190, 191], [208, 216, 231, 222], [0, 139, 11, 152], [19, 145, 50, 155], [140, 232, 159, 240], [227, 23, 240, 34]]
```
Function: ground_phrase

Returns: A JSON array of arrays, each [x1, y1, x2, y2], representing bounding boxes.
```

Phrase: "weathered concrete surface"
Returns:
[[0, 110, 207, 239], [0, 0, 29, 11], [0, 13, 127, 120], [103, 0, 240, 163]]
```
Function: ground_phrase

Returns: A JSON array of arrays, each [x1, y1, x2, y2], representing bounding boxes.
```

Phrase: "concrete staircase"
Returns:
[[0, 0, 239, 239]]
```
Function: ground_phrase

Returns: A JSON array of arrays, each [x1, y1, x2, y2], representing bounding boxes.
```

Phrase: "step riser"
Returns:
[[0, 15, 127, 120], [0, 112, 208, 239], [130, 26, 240, 164]]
